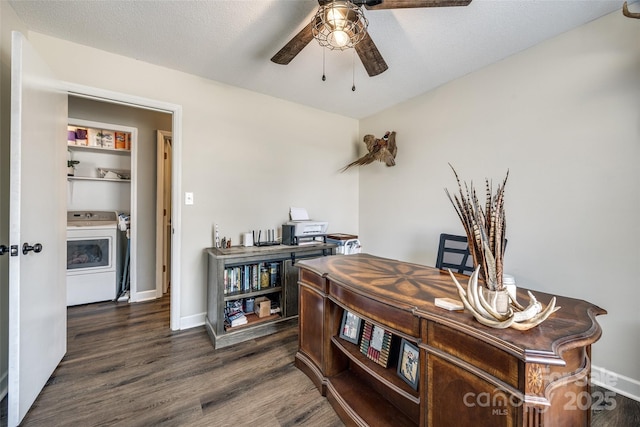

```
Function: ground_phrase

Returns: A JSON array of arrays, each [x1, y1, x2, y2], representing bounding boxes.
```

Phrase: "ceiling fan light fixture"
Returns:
[[329, 30, 350, 48], [312, 1, 368, 51], [326, 7, 347, 29]]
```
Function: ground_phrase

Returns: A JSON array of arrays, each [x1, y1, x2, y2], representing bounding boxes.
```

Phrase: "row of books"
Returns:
[[223, 262, 281, 294]]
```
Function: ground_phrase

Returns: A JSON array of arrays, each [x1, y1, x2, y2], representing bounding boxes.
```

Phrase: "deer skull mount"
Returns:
[[623, 1, 640, 18]]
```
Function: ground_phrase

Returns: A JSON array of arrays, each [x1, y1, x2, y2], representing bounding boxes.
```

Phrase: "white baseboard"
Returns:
[[180, 312, 205, 330], [592, 365, 640, 403], [130, 289, 158, 303]]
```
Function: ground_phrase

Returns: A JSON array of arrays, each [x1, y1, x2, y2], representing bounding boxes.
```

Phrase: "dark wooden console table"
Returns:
[[296, 254, 606, 427]]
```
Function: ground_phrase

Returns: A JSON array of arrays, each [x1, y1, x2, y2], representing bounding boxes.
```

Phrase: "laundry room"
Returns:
[[66, 96, 172, 307]]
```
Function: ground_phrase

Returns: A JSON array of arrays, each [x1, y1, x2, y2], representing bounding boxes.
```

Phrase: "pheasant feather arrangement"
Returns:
[[341, 131, 397, 172], [445, 164, 508, 290], [444, 165, 560, 330]]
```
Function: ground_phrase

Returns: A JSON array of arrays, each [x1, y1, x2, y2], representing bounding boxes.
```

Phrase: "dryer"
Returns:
[[66, 211, 118, 306]]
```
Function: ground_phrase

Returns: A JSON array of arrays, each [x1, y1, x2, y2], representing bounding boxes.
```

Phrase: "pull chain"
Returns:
[[352, 49, 356, 91], [322, 48, 326, 82]]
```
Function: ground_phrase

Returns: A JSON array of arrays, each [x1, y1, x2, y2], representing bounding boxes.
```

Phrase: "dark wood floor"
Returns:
[[1, 294, 638, 426], [592, 385, 640, 427], [4, 295, 342, 427]]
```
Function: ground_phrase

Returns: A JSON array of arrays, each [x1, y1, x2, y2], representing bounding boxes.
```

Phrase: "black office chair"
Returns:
[[435, 233, 475, 275]]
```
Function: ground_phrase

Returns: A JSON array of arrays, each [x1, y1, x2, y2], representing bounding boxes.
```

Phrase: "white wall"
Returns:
[[26, 32, 360, 324], [359, 11, 640, 399]]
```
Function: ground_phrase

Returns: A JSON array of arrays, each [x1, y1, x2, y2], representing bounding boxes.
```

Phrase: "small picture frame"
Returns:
[[339, 310, 363, 345], [397, 339, 420, 390]]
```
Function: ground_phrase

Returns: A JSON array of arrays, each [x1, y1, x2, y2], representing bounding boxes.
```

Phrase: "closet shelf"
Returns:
[[67, 144, 130, 155], [67, 176, 130, 183]]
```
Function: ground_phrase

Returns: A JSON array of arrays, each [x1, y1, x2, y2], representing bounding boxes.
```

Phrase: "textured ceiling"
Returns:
[[8, 0, 632, 119]]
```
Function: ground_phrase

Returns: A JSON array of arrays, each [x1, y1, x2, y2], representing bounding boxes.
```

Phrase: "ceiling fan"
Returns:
[[271, 0, 472, 77]]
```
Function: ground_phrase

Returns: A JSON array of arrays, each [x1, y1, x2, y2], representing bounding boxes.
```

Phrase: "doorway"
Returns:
[[67, 96, 173, 306], [65, 85, 183, 331]]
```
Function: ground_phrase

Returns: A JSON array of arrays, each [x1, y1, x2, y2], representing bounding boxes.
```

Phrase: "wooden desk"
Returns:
[[296, 254, 606, 427]]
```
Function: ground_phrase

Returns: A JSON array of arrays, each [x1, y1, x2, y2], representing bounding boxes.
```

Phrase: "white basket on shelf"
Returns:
[[97, 168, 131, 180]]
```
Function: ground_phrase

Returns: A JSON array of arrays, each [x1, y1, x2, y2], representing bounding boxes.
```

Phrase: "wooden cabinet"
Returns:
[[205, 244, 335, 349], [296, 254, 606, 427]]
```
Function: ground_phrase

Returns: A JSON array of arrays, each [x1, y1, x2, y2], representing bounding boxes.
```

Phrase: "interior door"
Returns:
[[8, 31, 67, 426], [155, 130, 172, 295], [162, 135, 172, 293]]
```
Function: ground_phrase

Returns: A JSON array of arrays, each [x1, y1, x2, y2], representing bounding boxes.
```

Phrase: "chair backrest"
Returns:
[[435, 233, 475, 275]]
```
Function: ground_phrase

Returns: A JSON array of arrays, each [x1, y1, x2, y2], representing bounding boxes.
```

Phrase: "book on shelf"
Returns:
[[226, 300, 242, 309], [225, 317, 247, 328], [243, 265, 250, 291], [225, 309, 247, 327], [225, 300, 243, 314], [227, 310, 245, 321], [228, 317, 247, 327]]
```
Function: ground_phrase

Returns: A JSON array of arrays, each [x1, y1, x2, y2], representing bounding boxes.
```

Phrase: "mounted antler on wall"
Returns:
[[623, 1, 640, 18]]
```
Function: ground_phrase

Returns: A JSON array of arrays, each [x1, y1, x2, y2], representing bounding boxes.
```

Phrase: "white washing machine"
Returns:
[[66, 211, 118, 306]]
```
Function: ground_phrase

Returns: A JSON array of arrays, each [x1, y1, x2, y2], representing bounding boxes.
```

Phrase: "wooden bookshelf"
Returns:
[[205, 243, 335, 349]]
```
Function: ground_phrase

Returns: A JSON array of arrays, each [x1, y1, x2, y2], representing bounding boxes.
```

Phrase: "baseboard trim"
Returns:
[[592, 365, 640, 403], [180, 312, 205, 330], [131, 289, 158, 303]]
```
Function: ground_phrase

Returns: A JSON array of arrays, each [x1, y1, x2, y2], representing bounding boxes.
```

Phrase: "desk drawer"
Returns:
[[428, 321, 519, 388], [329, 280, 420, 337]]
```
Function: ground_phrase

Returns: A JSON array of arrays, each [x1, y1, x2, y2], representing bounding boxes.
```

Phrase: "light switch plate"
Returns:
[[185, 192, 194, 205]]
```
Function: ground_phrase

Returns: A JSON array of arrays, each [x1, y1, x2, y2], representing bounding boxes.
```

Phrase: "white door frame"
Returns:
[[63, 82, 183, 331]]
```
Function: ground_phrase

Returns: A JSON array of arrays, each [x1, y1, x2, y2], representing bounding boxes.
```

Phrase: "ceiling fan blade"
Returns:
[[366, 0, 472, 10], [271, 21, 315, 65], [355, 33, 388, 77]]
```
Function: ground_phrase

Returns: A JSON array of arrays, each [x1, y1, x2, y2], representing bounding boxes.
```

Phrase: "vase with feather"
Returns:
[[444, 165, 560, 330], [445, 164, 508, 293]]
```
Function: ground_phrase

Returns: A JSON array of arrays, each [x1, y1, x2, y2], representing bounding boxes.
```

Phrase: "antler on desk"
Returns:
[[623, 1, 640, 18]]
